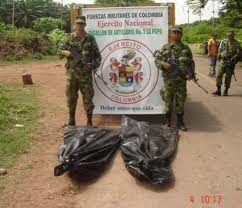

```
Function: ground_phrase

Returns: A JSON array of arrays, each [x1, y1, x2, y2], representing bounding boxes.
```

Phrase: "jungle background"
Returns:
[[1, 1, 242, 207], [0, 0, 241, 61]]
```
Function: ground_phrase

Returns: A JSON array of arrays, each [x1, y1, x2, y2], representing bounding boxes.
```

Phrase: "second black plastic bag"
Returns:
[[120, 116, 179, 186], [54, 126, 121, 178]]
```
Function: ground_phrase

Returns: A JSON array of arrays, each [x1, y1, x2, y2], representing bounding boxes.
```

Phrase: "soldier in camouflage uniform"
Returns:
[[60, 16, 101, 126], [213, 31, 241, 96], [155, 26, 195, 131]]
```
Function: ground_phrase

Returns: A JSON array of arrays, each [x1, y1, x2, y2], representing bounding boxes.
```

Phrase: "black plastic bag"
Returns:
[[54, 126, 121, 178], [120, 116, 179, 186]]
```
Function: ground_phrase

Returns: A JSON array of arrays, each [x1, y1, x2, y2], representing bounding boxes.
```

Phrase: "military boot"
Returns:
[[212, 86, 221, 96], [211, 70, 216, 78], [223, 87, 229, 96], [165, 112, 171, 127], [66, 111, 76, 126], [86, 112, 93, 126], [177, 113, 187, 131]]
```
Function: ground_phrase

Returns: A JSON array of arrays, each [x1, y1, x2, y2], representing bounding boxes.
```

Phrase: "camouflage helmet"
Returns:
[[227, 30, 235, 36], [171, 26, 183, 33], [75, 16, 86, 24]]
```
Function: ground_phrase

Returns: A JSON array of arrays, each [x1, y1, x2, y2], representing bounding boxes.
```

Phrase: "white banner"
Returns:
[[82, 6, 168, 114]]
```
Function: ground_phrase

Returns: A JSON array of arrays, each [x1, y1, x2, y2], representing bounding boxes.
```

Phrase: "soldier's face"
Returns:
[[228, 34, 234, 41], [75, 23, 86, 35], [172, 31, 182, 42]]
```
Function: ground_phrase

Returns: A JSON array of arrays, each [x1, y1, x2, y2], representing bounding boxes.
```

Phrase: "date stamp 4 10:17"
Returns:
[[189, 194, 223, 206]]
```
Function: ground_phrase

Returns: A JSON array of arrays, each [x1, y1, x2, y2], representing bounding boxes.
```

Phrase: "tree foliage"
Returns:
[[33, 17, 61, 34], [219, 0, 242, 28], [0, 0, 71, 32], [180, 19, 242, 44], [186, 0, 208, 15], [14, 0, 46, 28], [186, 0, 242, 28], [48, 29, 68, 49], [0, 0, 13, 24], [0, 21, 48, 60]]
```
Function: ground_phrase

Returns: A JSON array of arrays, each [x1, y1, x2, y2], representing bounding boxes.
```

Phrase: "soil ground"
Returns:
[[0, 56, 242, 208]]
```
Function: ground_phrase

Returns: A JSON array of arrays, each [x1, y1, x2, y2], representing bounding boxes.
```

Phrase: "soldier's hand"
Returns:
[[185, 74, 192, 80], [93, 68, 98, 74], [162, 62, 172, 71], [61, 50, 71, 57], [221, 52, 226, 58], [86, 63, 92, 70]]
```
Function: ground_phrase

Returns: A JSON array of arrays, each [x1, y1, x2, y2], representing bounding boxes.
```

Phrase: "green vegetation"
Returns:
[[186, 0, 242, 29], [48, 29, 68, 54], [0, 83, 40, 190], [33, 17, 61, 34], [181, 20, 242, 44], [0, 0, 69, 62], [0, 21, 67, 61], [182, 1, 241, 46], [0, 0, 70, 31], [189, 44, 204, 54], [0, 0, 240, 59]]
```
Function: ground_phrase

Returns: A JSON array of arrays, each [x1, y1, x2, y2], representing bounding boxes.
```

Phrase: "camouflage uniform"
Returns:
[[216, 39, 241, 89], [155, 25, 194, 132], [59, 30, 101, 125], [155, 42, 194, 114]]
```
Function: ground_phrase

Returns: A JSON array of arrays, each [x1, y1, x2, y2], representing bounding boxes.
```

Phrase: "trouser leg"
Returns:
[[223, 66, 234, 96], [79, 79, 95, 126], [65, 76, 79, 125], [224, 65, 234, 89], [177, 113, 187, 131], [210, 56, 217, 77], [162, 80, 175, 114], [213, 64, 225, 96], [175, 80, 187, 114], [175, 80, 187, 131]]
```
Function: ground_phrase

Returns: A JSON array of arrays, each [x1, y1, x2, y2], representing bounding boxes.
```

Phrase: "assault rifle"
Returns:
[[63, 44, 107, 86], [63, 44, 82, 68], [94, 71, 108, 86], [169, 59, 209, 94], [154, 50, 209, 94], [223, 52, 237, 82]]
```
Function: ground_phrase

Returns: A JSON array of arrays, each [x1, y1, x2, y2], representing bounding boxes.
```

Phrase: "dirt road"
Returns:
[[0, 56, 242, 208]]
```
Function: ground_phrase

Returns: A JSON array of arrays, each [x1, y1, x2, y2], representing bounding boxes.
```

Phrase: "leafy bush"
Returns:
[[181, 20, 242, 45], [48, 29, 68, 53], [48, 29, 68, 45], [33, 17, 61, 34], [0, 21, 56, 60], [0, 38, 28, 61], [12, 28, 40, 49], [32, 53, 43, 60], [0, 21, 16, 37]]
